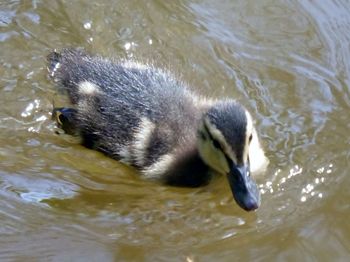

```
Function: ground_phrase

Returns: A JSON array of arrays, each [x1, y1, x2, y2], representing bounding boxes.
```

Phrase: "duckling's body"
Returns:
[[47, 48, 268, 211]]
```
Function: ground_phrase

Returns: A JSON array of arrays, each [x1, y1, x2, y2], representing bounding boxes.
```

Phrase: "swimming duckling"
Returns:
[[47, 48, 268, 211]]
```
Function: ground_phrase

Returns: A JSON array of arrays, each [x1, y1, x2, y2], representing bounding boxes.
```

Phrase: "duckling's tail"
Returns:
[[47, 48, 89, 82], [47, 48, 96, 105], [47, 50, 62, 80]]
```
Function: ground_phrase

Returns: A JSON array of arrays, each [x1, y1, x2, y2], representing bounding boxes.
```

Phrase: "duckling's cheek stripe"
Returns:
[[224, 154, 234, 171], [198, 130, 207, 141]]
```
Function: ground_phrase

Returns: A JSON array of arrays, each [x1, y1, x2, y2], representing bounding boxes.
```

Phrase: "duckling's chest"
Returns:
[[160, 147, 212, 188]]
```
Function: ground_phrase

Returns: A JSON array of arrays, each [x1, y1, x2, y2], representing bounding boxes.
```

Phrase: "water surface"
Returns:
[[0, 0, 349, 261]]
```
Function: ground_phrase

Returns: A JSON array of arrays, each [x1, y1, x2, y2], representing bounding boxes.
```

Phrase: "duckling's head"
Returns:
[[198, 100, 261, 211]]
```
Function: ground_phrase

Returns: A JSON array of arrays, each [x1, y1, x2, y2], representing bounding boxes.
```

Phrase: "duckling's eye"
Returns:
[[212, 139, 222, 150], [249, 134, 253, 143], [199, 131, 207, 141]]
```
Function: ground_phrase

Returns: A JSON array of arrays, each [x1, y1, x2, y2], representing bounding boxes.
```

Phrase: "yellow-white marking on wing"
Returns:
[[132, 117, 155, 166], [119, 145, 132, 164], [78, 81, 99, 95], [142, 154, 174, 178]]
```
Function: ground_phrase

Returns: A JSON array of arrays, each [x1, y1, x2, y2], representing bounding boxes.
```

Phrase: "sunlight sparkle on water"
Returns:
[[21, 99, 40, 117], [186, 256, 194, 262], [83, 21, 92, 30], [299, 164, 332, 203], [124, 42, 137, 51], [288, 165, 303, 178], [36, 115, 47, 122], [124, 42, 131, 50]]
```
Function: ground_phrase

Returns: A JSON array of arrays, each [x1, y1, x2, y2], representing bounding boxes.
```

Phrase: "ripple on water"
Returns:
[[1, 172, 78, 205], [0, 0, 350, 260]]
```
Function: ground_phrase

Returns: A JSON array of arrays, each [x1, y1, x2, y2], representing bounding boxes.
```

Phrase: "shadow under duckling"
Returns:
[[47, 48, 268, 211]]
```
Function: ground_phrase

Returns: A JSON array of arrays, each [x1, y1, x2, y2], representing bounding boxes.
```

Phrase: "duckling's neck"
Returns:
[[164, 147, 212, 187]]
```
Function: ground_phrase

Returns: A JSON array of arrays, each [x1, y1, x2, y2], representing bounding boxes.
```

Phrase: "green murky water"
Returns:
[[0, 0, 349, 261]]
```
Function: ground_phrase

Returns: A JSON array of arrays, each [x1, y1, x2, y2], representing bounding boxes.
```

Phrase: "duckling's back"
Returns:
[[47, 48, 207, 180]]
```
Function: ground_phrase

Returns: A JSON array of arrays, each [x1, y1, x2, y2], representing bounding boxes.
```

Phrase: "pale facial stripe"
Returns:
[[244, 110, 269, 174], [244, 110, 254, 164], [248, 128, 269, 174], [203, 117, 236, 163]]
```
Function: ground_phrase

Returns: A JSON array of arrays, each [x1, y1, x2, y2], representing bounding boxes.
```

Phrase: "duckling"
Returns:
[[47, 48, 268, 211]]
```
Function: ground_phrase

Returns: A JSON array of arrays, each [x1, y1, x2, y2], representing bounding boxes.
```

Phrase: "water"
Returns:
[[1, 0, 349, 261]]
